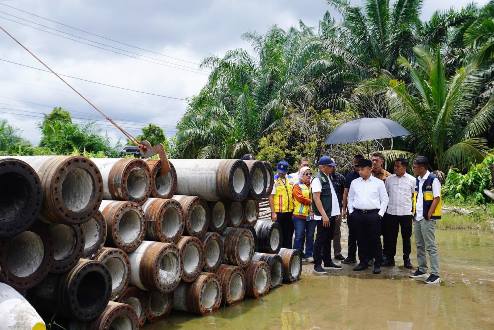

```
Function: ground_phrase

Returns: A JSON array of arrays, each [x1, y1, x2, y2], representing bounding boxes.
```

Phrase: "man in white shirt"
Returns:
[[410, 156, 442, 285], [348, 158, 389, 274], [383, 158, 415, 269], [312, 156, 343, 274]]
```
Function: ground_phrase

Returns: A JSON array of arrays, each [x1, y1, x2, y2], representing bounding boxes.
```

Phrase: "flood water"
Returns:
[[146, 230, 494, 330]]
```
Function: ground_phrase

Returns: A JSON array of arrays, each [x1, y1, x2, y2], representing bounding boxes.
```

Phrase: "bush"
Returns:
[[443, 154, 494, 204]]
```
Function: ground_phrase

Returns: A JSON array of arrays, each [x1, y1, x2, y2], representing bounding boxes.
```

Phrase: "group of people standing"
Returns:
[[268, 153, 442, 285]]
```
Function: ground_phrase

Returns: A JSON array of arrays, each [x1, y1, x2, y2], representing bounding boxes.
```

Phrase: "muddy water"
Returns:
[[146, 230, 494, 330]]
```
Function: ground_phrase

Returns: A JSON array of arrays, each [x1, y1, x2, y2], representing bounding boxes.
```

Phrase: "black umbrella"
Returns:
[[325, 118, 410, 145]]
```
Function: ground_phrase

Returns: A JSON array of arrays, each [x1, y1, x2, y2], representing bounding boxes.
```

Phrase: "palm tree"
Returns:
[[362, 46, 494, 169]]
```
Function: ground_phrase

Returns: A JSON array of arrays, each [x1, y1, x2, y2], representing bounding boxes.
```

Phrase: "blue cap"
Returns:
[[318, 156, 337, 167], [276, 160, 289, 173]]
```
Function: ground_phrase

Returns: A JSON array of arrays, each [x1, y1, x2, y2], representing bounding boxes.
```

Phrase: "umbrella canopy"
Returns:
[[325, 118, 410, 145]]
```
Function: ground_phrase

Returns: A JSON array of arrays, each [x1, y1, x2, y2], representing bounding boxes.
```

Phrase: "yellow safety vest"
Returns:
[[273, 176, 294, 213], [292, 183, 311, 218]]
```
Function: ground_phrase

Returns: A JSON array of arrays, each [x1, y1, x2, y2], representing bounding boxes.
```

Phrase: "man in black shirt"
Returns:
[[342, 154, 364, 264]]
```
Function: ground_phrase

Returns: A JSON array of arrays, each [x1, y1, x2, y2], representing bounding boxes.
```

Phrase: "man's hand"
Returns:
[[427, 211, 433, 220], [322, 215, 330, 227], [271, 212, 277, 221]]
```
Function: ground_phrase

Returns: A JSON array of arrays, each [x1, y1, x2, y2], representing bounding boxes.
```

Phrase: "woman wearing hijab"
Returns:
[[292, 166, 313, 259]]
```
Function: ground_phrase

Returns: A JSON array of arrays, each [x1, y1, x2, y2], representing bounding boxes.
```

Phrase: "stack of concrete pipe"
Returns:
[[0, 156, 301, 329]]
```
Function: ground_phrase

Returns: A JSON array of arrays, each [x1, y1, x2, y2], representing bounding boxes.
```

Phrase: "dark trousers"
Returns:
[[354, 210, 382, 266], [277, 212, 294, 249], [313, 217, 335, 267], [347, 213, 358, 260], [382, 213, 412, 260]]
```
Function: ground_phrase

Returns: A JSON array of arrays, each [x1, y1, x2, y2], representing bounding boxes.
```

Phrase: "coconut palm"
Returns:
[[362, 46, 494, 169]]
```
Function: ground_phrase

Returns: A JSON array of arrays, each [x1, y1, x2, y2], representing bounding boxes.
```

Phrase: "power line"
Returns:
[[0, 2, 201, 66], [0, 14, 205, 74], [0, 57, 189, 101]]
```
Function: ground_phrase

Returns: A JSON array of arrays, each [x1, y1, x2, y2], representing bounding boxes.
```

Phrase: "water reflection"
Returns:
[[146, 230, 494, 330]]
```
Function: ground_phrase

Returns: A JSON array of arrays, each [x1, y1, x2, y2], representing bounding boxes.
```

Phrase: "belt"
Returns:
[[354, 209, 379, 214]]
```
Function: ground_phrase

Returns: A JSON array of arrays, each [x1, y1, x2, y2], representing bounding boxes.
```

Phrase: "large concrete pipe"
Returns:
[[91, 158, 151, 204], [28, 259, 111, 322], [222, 227, 255, 267], [263, 161, 274, 195], [1, 156, 103, 224], [243, 160, 267, 199], [86, 301, 139, 330], [147, 159, 177, 199], [0, 158, 42, 238], [81, 210, 107, 258], [278, 248, 302, 283], [128, 241, 181, 293], [95, 247, 130, 300], [172, 195, 209, 237], [170, 159, 250, 201], [244, 261, 271, 299], [118, 286, 147, 327], [215, 264, 246, 306], [173, 272, 222, 315], [252, 252, 283, 288], [100, 201, 146, 253], [201, 232, 224, 273], [226, 201, 244, 227], [144, 291, 172, 323], [0, 282, 46, 330], [0, 222, 53, 290], [177, 236, 204, 283], [208, 201, 227, 233], [142, 198, 184, 243], [254, 220, 282, 254], [48, 223, 84, 274], [243, 200, 259, 226]]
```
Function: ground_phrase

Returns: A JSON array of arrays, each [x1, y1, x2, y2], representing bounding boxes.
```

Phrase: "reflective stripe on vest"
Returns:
[[412, 174, 442, 219], [293, 183, 311, 217], [273, 177, 294, 213]]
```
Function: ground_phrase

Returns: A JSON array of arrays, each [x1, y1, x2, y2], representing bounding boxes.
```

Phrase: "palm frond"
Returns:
[[463, 96, 494, 138], [441, 138, 488, 169]]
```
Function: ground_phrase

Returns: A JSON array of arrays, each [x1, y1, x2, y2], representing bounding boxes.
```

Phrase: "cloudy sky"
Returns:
[[0, 0, 488, 145]]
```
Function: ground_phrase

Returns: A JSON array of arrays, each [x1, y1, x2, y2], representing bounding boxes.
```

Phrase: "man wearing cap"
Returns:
[[312, 155, 343, 274], [269, 160, 295, 249], [348, 158, 389, 274]]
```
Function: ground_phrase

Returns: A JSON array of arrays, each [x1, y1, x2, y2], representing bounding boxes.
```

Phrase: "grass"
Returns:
[[438, 201, 494, 231]]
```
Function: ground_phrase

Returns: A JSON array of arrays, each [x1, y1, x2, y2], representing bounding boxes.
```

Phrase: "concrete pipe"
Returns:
[[243, 200, 259, 226], [0, 282, 46, 330], [27, 258, 111, 322], [95, 247, 130, 300], [254, 220, 282, 254], [201, 232, 224, 273], [142, 198, 184, 243], [100, 201, 145, 253], [91, 158, 151, 204], [222, 227, 255, 267], [1, 156, 103, 224], [172, 195, 209, 237], [263, 161, 274, 196], [208, 201, 227, 233], [144, 291, 172, 323], [87, 301, 139, 330], [48, 223, 84, 274], [81, 210, 107, 258], [243, 160, 267, 199], [128, 241, 181, 293], [0, 222, 53, 290], [177, 236, 204, 283], [278, 248, 302, 283], [252, 253, 283, 289], [215, 264, 245, 306], [173, 272, 222, 315], [244, 261, 271, 299], [147, 159, 177, 199], [226, 201, 244, 227], [118, 286, 147, 327], [171, 159, 250, 201], [0, 158, 42, 238], [241, 224, 258, 252]]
